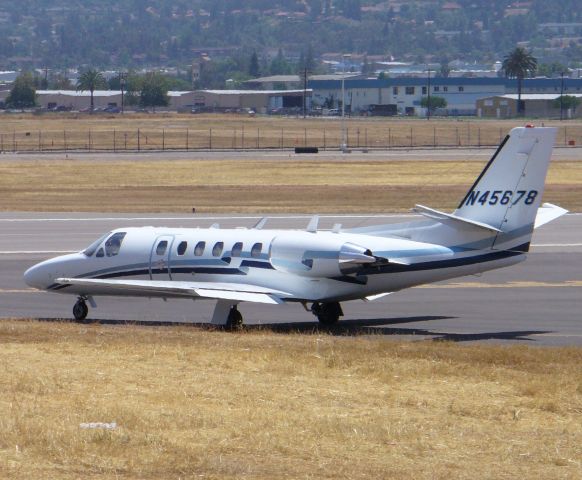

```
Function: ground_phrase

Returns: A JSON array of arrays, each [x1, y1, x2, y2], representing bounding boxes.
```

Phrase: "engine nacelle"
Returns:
[[269, 234, 376, 277]]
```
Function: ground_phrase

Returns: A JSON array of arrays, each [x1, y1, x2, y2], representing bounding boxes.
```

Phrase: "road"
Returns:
[[0, 212, 580, 345]]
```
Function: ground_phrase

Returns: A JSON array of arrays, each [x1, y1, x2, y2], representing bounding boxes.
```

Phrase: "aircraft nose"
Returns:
[[24, 261, 54, 289]]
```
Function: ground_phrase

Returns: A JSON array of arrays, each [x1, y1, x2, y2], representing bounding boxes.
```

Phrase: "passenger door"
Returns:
[[149, 235, 174, 280]]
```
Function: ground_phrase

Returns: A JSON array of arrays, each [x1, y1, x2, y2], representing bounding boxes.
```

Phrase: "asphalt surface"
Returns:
[[2, 145, 582, 163], [0, 212, 580, 346]]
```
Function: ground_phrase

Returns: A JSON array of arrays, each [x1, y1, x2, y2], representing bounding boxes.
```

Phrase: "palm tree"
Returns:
[[76, 68, 106, 112], [502, 47, 538, 116]]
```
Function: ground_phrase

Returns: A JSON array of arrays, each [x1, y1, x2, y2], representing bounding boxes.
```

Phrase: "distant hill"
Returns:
[[0, 0, 580, 69]]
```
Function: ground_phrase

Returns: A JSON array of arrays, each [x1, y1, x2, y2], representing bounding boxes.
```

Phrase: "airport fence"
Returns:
[[1, 124, 582, 152]]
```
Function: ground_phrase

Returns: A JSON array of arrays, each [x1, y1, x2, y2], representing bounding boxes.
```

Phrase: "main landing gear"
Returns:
[[211, 300, 244, 330], [225, 306, 244, 330], [73, 297, 89, 322], [311, 302, 343, 326]]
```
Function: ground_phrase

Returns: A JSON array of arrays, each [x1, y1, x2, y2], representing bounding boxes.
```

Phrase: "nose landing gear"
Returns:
[[73, 297, 89, 322]]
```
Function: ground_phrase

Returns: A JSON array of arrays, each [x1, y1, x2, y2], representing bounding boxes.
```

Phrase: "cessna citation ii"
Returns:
[[24, 126, 567, 328]]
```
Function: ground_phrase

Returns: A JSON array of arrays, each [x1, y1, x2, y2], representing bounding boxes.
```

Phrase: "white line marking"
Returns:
[[0, 214, 417, 222], [532, 243, 582, 247], [0, 250, 76, 254], [0, 212, 577, 223]]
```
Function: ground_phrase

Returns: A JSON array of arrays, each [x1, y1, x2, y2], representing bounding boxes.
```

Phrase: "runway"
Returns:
[[0, 212, 580, 345]]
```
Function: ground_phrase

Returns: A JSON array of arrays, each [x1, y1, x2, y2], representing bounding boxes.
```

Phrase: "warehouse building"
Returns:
[[476, 94, 582, 119]]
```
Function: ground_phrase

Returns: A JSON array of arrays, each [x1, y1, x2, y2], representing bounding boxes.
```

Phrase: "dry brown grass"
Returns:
[[1, 157, 581, 213], [0, 320, 580, 479], [1, 113, 582, 150]]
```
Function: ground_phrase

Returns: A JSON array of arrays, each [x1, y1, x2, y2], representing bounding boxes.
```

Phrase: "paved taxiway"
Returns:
[[0, 212, 580, 345]]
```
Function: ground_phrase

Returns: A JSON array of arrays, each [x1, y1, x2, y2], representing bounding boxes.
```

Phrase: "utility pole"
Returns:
[[120, 72, 127, 114]]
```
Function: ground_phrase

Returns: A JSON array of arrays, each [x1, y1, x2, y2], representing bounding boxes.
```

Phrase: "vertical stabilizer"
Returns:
[[454, 126, 556, 249]]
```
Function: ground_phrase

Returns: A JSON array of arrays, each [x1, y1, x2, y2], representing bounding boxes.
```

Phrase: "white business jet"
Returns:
[[24, 126, 567, 327]]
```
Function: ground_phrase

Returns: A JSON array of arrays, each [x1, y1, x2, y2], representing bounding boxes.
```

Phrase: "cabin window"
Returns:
[[105, 232, 126, 257], [194, 241, 206, 256], [212, 242, 224, 257], [231, 242, 243, 257], [251, 242, 263, 258], [96, 248, 104, 258], [177, 241, 187, 255], [156, 240, 168, 255], [83, 232, 110, 257]]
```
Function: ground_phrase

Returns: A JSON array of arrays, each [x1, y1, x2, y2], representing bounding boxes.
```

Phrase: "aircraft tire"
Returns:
[[315, 302, 342, 326], [225, 306, 243, 330], [73, 300, 89, 322]]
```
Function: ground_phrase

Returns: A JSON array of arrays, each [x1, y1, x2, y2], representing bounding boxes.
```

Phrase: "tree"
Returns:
[[270, 49, 292, 75], [5, 72, 37, 109], [420, 96, 447, 113], [537, 62, 569, 77], [553, 95, 581, 116], [249, 51, 260, 78], [76, 68, 107, 112], [140, 72, 169, 111], [502, 47, 537, 116]]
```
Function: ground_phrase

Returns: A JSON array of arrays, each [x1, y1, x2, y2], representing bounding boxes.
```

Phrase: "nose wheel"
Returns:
[[73, 298, 89, 322]]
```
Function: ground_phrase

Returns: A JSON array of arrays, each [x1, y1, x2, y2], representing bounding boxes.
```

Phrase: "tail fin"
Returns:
[[454, 126, 557, 249]]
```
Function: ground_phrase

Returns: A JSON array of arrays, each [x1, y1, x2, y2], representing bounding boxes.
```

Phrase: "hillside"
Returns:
[[0, 1, 581, 69]]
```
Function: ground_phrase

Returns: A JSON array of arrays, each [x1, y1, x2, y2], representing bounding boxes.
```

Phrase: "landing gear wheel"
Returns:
[[73, 299, 89, 322], [225, 306, 243, 330], [313, 302, 343, 326]]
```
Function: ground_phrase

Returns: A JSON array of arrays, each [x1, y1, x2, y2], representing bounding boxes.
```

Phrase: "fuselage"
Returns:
[[24, 225, 525, 302]]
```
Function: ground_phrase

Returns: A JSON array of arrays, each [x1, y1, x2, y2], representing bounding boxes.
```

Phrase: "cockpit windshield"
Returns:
[[83, 233, 110, 257], [83, 231, 127, 257]]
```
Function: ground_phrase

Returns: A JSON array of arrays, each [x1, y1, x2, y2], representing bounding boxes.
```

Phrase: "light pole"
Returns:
[[341, 53, 351, 152], [560, 71, 564, 121]]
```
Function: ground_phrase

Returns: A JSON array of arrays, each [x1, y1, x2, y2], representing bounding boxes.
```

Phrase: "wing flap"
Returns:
[[55, 278, 289, 304]]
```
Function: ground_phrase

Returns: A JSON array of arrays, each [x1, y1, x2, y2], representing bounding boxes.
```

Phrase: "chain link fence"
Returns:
[[2, 124, 582, 152]]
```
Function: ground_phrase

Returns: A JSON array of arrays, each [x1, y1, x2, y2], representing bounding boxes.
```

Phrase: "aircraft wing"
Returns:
[[54, 278, 290, 304]]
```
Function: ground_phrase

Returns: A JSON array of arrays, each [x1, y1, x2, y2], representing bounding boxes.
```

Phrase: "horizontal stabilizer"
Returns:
[[413, 204, 501, 233], [534, 203, 568, 229], [55, 278, 289, 304]]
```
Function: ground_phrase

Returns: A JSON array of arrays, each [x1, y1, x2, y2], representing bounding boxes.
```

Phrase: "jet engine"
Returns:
[[269, 235, 377, 277]]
